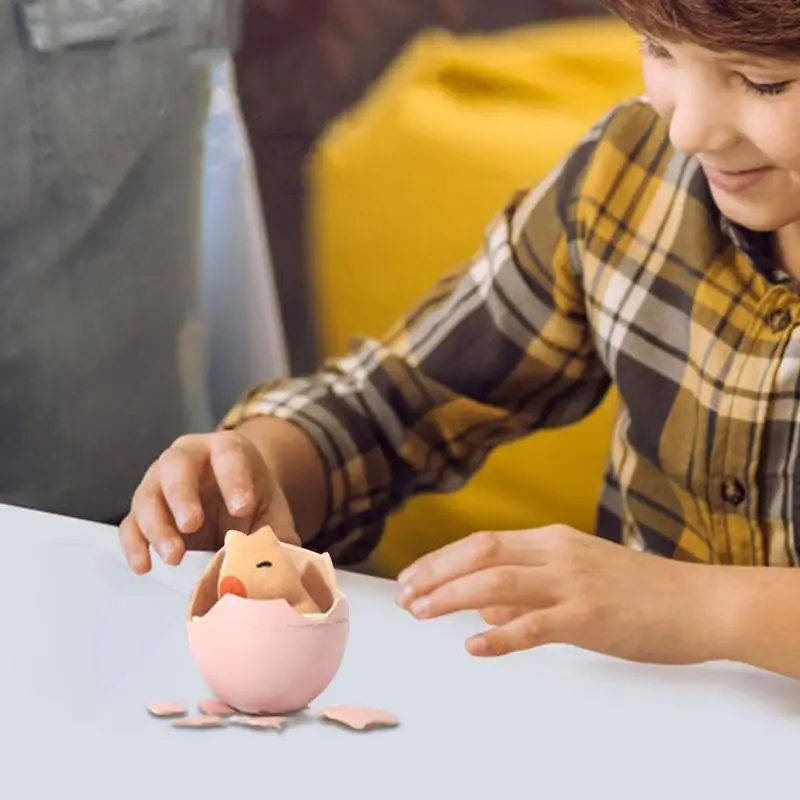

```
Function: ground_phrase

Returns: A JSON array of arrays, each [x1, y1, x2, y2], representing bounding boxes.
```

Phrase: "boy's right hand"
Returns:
[[118, 430, 299, 575]]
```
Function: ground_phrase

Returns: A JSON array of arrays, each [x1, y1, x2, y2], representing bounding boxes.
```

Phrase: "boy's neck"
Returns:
[[773, 223, 800, 282]]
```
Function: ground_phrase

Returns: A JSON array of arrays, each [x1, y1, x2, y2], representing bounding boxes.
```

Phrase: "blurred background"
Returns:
[[1, 0, 644, 577], [217, 0, 643, 575], [233, 0, 611, 376]]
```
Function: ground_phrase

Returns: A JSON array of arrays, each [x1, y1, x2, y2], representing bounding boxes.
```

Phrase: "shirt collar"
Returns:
[[719, 214, 793, 286]]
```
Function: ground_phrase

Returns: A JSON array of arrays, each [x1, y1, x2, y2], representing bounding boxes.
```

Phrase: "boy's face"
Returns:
[[643, 38, 800, 233]]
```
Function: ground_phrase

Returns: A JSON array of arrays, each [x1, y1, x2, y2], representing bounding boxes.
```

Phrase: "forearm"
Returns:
[[236, 416, 328, 543], [710, 566, 800, 679]]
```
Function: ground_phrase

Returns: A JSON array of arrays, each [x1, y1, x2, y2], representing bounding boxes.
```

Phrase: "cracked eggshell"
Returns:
[[318, 706, 399, 730], [187, 542, 349, 715]]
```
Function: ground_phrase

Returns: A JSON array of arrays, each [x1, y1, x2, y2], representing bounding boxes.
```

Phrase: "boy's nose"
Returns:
[[668, 99, 737, 159]]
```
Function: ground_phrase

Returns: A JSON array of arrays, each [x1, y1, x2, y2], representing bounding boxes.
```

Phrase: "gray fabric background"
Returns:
[[0, 1, 240, 522]]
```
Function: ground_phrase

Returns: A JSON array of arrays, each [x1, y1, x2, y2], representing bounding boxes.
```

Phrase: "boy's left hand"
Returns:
[[395, 526, 730, 663]]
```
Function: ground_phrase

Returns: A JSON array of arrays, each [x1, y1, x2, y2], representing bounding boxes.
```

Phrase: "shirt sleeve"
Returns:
[[221, 110, 620, 563]]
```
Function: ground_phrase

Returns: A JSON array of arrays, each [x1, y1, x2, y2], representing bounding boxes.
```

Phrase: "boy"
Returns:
[[120, 0, 800, 679]]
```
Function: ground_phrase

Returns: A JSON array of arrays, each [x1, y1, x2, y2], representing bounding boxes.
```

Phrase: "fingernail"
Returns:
[[229, 491, 249, 513], [176, 506, 196, 530], [409, 597, 430, 618], [395, 583, 415, 607], [158, 541, 176, 562], [397, 567, 412, 584], [467, 636, 489, 656], [129, 553, 146, 573]]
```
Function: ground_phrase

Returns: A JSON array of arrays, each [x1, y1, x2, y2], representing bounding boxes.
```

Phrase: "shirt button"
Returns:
[[767, 308, 792, 333], [721, 478, 746, 506]]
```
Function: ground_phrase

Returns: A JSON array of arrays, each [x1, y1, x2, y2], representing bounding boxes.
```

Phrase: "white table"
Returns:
[[1, 502, 798, 800]]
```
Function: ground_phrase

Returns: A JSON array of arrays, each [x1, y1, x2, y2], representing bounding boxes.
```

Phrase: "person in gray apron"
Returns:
[[0, 1, 240, 524]]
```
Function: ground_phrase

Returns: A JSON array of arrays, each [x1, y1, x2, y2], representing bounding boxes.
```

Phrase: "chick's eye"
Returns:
[[256, 561, 273, 568]]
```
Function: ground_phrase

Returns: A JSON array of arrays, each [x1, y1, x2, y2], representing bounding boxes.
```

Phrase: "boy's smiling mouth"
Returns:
[[700, 162, 776, 193]]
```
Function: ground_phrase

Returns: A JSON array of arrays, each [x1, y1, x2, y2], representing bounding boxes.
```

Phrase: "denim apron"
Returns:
[[0, 0, 241, 522]]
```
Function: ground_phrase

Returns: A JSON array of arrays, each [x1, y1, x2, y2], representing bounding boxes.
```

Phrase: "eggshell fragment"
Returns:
[[172, 715, 226, 729], [147, 702, 187, 718], [318, 706, 399, 731], [199, 699, 236, 717], [229, 715, 288, 730]]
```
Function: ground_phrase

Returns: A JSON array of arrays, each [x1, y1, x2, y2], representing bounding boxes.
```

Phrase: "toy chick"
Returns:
[[217, 526, 321, 615]]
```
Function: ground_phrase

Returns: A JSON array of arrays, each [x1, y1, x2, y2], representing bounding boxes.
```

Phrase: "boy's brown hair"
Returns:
[[603, 0, 800, 60]]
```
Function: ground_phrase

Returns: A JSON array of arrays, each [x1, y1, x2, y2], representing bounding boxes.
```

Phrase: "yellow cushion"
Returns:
[[307, 18, 643, 577]]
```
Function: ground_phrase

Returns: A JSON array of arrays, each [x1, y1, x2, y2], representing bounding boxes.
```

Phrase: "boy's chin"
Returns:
[[712, 192, 793, 234]]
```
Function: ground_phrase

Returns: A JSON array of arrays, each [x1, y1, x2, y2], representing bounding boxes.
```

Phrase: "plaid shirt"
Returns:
[[222, 97, 800, 568]]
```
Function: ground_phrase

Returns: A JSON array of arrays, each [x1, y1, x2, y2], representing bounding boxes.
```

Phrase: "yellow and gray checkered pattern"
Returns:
[[224, 98, 800, 569]]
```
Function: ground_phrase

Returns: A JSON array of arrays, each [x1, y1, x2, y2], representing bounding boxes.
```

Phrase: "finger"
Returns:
[[467, 608, 565, 657], [405, 566, 553, 620], [209, 433, 261, 517], [479, 605, 529, 626], [397, 530, 547, 606], [157, 446, 206, 533], [118, 514, 152, 575], [254, 485, 301, 546], [131, 479, 187, 566]]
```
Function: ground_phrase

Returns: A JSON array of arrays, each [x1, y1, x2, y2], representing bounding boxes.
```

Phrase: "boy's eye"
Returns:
[[256, 560, 273, 568], [639, 36, 794, 98], [743, 78, 793, 97]]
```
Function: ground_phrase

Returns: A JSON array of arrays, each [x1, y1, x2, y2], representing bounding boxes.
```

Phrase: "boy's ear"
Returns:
[[223, 529, 247, 548]]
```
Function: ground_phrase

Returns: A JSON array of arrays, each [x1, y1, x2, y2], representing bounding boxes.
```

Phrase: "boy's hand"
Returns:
[[396, 526, 729, 663], [118, 431, 300, 575]]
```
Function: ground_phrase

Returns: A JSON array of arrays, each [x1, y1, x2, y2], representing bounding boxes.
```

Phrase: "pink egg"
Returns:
[[187, 543, 349, 716]]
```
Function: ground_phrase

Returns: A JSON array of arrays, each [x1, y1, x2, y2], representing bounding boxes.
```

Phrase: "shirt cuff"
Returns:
[[219, 378, 382, 559]]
